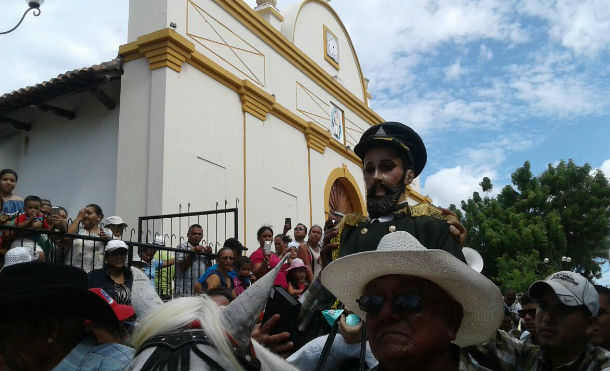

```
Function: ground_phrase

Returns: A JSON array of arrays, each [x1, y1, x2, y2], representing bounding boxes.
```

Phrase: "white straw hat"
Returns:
[[3, 247, 36, 269], [321, 231, 503, 347]]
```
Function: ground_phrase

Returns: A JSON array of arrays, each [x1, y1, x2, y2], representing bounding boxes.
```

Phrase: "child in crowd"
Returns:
[[286, 241, 299, 264], [286, 258, 309, 299], [232, 255, 254, 297], [9, 195, 47, 260], [137, 246, 175, 287]]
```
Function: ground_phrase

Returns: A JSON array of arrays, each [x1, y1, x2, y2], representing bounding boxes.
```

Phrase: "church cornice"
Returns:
[[239, 80, 275, 121], [119, 29, 195, 73], [304, 123, 331, 154]]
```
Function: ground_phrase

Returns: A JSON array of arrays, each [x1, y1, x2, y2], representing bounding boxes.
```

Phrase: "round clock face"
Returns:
[[326, 31, 339, 64]]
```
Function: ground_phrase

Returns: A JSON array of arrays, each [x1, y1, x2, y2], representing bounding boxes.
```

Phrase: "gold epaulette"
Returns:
[[406, 203, 458, 222], [332, 213, 368, 261]]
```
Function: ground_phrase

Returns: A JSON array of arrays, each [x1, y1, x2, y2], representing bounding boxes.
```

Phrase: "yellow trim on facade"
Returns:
[[210, 0, 383, 126], [119, 28, 363, 167], [242, 111, 247, 241], [239, 80, 275, 121], [307, 149, 313, 227], [254, 5, 284, 22], [305, 123, 331, 154], [323, 25, 340, 71], [406, 185, 432, 204], [118, 29, 195, 73], [323, 164, 366, 218]]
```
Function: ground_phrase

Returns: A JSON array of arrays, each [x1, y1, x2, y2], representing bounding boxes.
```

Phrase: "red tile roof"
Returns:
[[0, 58, 122, 112]]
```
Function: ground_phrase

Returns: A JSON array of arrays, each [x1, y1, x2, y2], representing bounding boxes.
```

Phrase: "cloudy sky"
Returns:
[[1, 1, 608, 279]]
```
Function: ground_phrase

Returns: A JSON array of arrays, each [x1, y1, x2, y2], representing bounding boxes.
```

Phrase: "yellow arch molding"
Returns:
[[323, 164, 366, 218]]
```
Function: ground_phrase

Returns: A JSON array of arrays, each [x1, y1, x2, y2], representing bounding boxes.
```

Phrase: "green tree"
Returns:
[[453, 160, 610, 286]]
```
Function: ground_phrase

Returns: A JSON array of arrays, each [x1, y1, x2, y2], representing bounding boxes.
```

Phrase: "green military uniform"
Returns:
[[337, 203, 466, 263]]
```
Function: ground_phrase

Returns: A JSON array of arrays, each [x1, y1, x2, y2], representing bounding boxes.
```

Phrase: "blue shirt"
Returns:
[[1, 198, 23, 221], [198, 264, 237, 283], [143, 259, 164, 286], [52, 335, 133, 371]]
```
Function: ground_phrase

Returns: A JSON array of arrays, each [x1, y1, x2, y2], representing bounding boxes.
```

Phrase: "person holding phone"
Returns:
[[250, 226, 281, 280]]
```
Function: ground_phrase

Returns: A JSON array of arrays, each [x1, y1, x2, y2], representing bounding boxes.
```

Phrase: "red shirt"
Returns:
[[250, 248, 287, 288], [14, 212, 49, 229]]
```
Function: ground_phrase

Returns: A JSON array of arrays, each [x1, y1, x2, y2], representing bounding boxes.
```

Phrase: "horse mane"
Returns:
[[131, 295, 244, 371]]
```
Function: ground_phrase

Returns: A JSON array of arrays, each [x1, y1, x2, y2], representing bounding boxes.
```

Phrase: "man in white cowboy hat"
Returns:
[[322, 231, 504, 371], [469, 271, 610, 370]]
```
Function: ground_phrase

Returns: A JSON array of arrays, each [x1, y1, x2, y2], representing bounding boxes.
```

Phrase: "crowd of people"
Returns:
[[1, 120, 609, 371]]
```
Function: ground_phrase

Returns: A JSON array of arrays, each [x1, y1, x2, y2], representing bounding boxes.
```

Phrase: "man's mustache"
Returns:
[[367, 180, 395, 196]]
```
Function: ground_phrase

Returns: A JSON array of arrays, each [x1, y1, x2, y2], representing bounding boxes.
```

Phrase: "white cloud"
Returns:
[[594, 159, 610, 179], [444, 58, 466, 80], [421, 166, 498, 207], [519, 0, 610, 57], [479, 44, 493, 61]]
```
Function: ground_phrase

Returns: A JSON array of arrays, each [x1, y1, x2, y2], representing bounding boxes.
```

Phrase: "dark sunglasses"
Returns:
[[219, 256, 235, 261], [518, 309, 537, 318], [294, 227, 305, 231], [357, 294, 428, 314]]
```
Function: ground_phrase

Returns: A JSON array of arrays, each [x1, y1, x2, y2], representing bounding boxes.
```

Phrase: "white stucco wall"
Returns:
[[116, 58, 153, 227], [289, 1, 364, 102], [0, 133, 20, 170], [1, 81, 120, 219]]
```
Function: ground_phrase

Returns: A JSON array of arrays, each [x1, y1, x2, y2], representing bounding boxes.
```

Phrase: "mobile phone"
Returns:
[[285, 217, 291, 227], [52, 206, 60, 216], [264, 240, 272, 254]]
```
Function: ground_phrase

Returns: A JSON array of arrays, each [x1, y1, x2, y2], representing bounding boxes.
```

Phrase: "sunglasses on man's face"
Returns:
[[357, 294, 431, 315], [294, 227, 305, 231], [518, 309, 537, 318]]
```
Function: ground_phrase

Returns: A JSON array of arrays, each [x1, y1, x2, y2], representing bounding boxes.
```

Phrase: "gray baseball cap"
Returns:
[[529, 271, 599, 316]]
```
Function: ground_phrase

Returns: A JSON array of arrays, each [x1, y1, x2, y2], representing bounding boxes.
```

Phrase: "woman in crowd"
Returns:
[[297, 224, 323, 283], [67, 204, 111, 272], [88, 240, 134, 306], [274, 234, 291, 257], [201, 246, 235, 294], [0, 169, 23, 221], [251, 226, 281, 280]]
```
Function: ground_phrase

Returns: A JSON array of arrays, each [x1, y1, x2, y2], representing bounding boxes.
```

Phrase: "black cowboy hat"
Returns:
[[0, 262, 119, 327], [354, 122, 427, 177]]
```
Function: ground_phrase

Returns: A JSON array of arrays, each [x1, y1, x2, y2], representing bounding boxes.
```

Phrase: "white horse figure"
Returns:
[[126, 259, 299, 371]]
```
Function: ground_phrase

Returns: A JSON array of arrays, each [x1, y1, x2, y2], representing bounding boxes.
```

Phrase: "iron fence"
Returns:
[[137, 200, 239, 254], [0, 224, 221, 298]]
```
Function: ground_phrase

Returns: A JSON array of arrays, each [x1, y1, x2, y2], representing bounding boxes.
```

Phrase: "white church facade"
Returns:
[[0, 0, 431, 246]]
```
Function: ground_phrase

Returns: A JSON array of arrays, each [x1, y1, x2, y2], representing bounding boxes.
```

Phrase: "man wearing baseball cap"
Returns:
[[470, 271, 610, 370], [105, 216, 128, 239]]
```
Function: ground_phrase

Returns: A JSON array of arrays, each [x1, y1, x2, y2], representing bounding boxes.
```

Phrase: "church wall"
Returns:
[[179, 0, 373, 147], [115, 58, 153, 227], [242, 112, 310, 249], [160, 63, 244, 244], [7, 83, 120, 219], [0, 133, 20, 171], [292, 1, 364, 102]]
